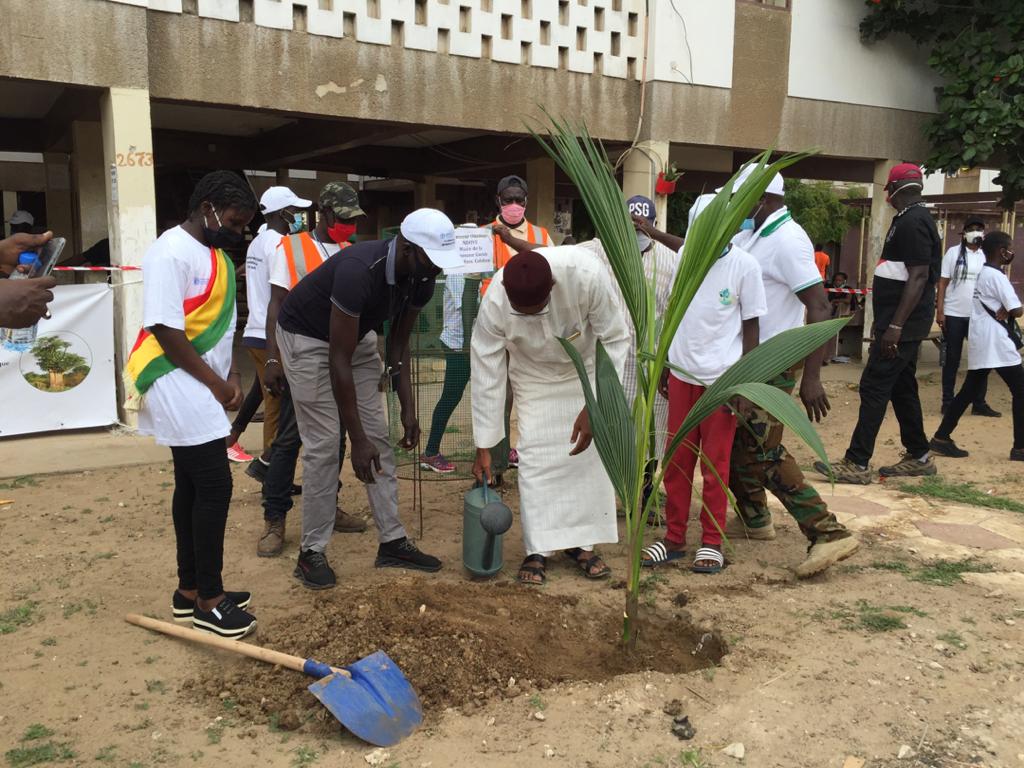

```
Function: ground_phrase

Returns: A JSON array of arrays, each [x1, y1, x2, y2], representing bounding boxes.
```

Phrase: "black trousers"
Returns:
[[936, 364, 1024, 450], [942, 315, 989, 408], [169, 438, 233, 599], [846, 339, 930, 466], [261, 387, 346, 521], [425, 350, 471, 455]]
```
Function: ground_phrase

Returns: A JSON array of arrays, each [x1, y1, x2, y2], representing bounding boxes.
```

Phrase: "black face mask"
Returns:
[[203, 208, 245, 249]]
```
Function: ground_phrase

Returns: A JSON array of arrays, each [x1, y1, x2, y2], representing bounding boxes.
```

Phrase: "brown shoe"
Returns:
[[334, 508, 367, 533], [257, 518, 285, 558]]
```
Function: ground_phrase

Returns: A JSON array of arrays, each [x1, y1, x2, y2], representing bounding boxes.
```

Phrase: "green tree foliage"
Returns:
[[30, 336, 87, 389], [784, 180, 865, 247], [860, 0, 1024, 206]]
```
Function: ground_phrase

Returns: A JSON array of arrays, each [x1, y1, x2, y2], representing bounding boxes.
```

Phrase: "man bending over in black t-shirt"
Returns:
[[816, 163, 941, 484]]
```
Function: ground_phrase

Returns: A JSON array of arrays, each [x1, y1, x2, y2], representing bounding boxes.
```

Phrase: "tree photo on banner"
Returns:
[[0, 284, 117, 437]]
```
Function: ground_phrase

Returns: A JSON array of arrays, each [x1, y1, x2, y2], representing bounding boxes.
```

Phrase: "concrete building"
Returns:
[[0, 0, 941, 411]]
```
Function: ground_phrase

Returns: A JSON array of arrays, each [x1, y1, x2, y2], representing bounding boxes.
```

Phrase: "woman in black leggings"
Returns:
[[930, 231, 1024, 462]]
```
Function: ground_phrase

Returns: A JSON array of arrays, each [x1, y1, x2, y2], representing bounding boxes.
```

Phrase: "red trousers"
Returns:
[[663, 376, 737, 547]]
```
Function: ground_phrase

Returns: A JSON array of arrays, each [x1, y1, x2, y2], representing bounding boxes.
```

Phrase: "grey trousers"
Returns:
[[278, 328, 406, 551]]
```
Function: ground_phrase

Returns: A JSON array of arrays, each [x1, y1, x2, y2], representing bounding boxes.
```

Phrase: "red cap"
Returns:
[[503, 251, 553, 307], [887, 163, 923, 185]]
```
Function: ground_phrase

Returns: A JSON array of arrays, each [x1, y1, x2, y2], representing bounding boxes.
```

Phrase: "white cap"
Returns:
[[716, 165, 785, 197], [687, 193, 717, 229], [400, 208, 463, 270], [259, 186, 312, 214], [9, 209, 34, 226]]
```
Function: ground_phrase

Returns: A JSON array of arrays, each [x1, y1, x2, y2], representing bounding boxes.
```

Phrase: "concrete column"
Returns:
[[101, 87, 157, 423], [526, 157, 556, 235], [71, 121, 108, 257], [413, 176, 440, 210], [863, 158, 899, 359], [43, 152, 75, 249], [275, 168, 289, 185], [622, 141, 670, 230]]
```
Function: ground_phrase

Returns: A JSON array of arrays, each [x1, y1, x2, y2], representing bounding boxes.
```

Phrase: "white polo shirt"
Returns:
[[733, 207, 822, 342], [969, 265, 1022, 370], [242, 224, 283, 341], [940, 245, 985, 318], [669, 244, 766, 386]]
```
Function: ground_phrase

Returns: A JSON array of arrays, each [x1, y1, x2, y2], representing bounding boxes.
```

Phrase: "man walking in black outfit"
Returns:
[[816, 163, 941, 484]]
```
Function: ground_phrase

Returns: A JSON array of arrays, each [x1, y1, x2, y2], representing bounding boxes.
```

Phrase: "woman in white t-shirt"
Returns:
[[936, 216, 999, 416], [931, 231, 1024, 462], [136, 171, 260, 639]]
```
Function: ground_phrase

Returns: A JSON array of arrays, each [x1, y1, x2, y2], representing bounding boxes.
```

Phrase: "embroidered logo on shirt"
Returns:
[[719, 289, 732, 306]]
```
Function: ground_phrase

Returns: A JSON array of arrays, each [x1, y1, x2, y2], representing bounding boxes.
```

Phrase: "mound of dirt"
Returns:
[[189, 579, 724, 731]]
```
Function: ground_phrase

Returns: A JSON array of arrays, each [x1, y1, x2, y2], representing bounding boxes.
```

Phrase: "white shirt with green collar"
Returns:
[[733, 206, 822, 343]]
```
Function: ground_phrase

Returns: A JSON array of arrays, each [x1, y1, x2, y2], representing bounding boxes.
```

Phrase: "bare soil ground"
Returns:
[[1, 364, 1023, 768]]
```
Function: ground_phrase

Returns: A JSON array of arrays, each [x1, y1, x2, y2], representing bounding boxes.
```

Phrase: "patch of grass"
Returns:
[[94, 745, 117, 763], [144, 656, 160, 665], [816, 600, 925, 633], [0, 476, 38, 490], [938, 630, 968, 650], [98, 515, 114, 524], [5, 742, 75, 767], [911, 558, 994, 586], [62, 599, 98, 619], [40, 637, 57, 647], [267, 713, 282, 733], [128, 718, 152, 733], [897, 476, 1024, 514], [292, 746, 319, 767], [135, 702, 150, 711], [205, 720, 225, 745], [20, 725, 53, 742], [222, 698, 237, 711], [145, 680, 167, 695], [0, 602, 38, 634], [859, 612, 907, 632], [94, 496, 110, 503], [870, 560, 911, 573], [528, 693, 546, 711], [678, 749, 710, 768]]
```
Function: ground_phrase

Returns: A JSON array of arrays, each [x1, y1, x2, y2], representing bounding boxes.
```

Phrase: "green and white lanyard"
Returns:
[[758, 211, 792, 238]]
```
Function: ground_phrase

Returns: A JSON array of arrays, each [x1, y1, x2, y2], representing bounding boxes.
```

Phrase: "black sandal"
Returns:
[[517, 554, 547, 585], [564, 548, 611, 580]]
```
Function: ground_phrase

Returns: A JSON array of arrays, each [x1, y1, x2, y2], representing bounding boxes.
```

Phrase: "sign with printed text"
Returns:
[[447, 227, 495, 275], [0, 284, 117, 437]]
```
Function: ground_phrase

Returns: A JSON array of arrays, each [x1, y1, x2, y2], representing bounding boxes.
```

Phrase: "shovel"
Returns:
[[125, 613, 422, 747]]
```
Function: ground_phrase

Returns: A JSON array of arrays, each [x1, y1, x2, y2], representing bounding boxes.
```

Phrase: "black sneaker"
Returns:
[[192, 598, 257, 640], [972, 404, 1002, 418], [172, 590, 251, 623], [375, 537, 442, 572], [929, 437, 969, 458], [245, 458, 269, 483], [294, 549, 336, 590]]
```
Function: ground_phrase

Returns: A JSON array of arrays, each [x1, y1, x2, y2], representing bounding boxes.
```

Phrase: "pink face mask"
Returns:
[[500, 203, 526, 226]]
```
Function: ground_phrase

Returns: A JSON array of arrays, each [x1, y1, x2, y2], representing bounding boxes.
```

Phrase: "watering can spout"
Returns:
[[463, 479, 513, 577]]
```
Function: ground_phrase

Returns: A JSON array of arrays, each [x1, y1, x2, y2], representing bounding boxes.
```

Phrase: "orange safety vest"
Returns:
[[282, 232, 349, 289], [481, 220, 551, 295]]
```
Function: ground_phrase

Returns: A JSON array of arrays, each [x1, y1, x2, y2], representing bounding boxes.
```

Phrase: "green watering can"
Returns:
[[463, 477, 513, 577]]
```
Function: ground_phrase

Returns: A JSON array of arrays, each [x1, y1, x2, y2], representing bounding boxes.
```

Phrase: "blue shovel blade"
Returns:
[[307, 651, 423, 747]]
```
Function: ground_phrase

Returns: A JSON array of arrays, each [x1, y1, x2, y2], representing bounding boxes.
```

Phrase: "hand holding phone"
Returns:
[[28, 237, 67, 278]]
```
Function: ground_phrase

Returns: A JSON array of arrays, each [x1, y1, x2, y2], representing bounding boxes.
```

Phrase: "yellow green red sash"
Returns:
[[123, 247, 235, 410]]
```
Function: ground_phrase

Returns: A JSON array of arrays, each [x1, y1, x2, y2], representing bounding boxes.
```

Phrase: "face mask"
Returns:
[[964, 230, 983, 244], [327, 221, 357, 244], [740, 218, 756, 231], [203, 208, 245, 249], [636, 232, 652, 252], [500, 203, 526, 226], [286, 211, 304, 234]]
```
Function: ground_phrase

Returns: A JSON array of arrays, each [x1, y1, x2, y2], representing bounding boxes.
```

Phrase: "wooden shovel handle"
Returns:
[[124, 613, 348, 677]]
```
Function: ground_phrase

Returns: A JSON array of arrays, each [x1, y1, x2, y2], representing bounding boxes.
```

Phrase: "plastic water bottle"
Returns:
[[1, 252, 42, 352]]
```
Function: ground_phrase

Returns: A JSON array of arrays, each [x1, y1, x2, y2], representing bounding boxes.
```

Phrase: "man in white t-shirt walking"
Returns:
[[728, 169, 859, 577], [931, 230, 1024, 461], [641, 241, 766, 574], [936, 215, 998, 416]]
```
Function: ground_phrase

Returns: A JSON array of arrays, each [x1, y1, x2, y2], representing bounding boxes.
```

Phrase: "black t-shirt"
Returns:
[[871, 204, 941, 340], [278, 238, 435, 342]]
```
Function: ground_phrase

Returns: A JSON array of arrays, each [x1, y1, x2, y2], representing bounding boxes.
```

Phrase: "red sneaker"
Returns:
[[419, 452, 456, 474], [226, 442, 254, 463], [508, 448, 520, 468]]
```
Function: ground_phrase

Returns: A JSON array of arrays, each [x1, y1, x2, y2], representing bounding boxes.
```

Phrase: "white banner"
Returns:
[[0, 284, 117, 437], [447, 226, 495, 275]]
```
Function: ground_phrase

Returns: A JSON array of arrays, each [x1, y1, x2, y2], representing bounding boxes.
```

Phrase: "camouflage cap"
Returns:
[[319, 181, 365, 220]]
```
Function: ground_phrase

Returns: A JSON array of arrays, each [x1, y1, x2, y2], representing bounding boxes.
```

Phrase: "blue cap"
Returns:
[[17, 252, 38, 265], [626, 195, 655, 223]]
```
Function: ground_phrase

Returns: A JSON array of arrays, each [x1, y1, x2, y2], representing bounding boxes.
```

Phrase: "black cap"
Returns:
[[497, 175, 528, 195], [963, 215, 985, 230]]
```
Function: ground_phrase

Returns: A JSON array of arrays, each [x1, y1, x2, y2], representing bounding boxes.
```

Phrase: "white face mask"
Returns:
[[964, 230, 984, 244], [636, 232, 653, 252]]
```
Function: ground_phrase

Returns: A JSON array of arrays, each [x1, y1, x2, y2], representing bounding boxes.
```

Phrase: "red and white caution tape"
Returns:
[[827, 287, 871, 295], [53, 265, 142, 271]]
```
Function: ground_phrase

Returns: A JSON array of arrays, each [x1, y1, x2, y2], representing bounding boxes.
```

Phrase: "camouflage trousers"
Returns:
[[728, 370, 849, 543]]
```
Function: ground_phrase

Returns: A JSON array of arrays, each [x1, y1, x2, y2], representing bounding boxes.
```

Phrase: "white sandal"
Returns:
[[641, 541, 685, 567], [691, 546, 724, 574]]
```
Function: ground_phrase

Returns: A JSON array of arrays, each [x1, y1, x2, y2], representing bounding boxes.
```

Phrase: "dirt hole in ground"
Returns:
[[189, 579, 725, 731]]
